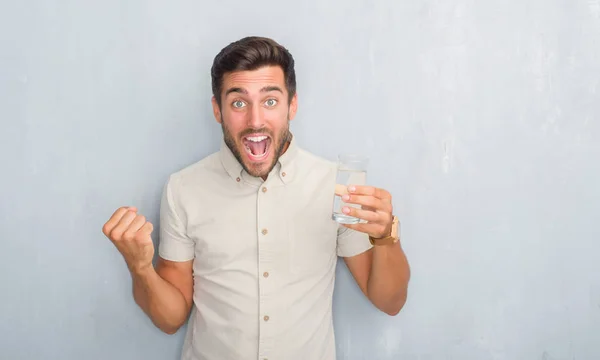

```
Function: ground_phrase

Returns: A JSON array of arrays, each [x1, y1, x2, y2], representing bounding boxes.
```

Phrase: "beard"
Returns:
[[221, 117, 291, 179]]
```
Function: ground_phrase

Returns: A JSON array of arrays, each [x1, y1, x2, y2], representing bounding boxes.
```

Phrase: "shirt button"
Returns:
[[263, 272, 269, 278], [261, 229, 268, 235], [236, 177, 240, 182], [281, 172, 286, 177], [263, 315, 269, 322], [262, 187, 267, 193]]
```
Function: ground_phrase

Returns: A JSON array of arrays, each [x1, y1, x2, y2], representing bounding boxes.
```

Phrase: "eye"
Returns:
[[264, 98, 278, 107], [232, 100, 246, 108]]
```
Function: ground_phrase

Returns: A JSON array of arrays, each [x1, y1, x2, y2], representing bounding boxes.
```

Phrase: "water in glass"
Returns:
[[332, 154, 368, 224]]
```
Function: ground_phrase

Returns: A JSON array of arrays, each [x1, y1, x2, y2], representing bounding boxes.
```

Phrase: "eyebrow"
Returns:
[[261, 86, 283, 93], [224, 86, 284, 97]]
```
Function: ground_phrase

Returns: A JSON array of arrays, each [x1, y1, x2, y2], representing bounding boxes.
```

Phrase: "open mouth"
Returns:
[[242, 134, 272, 161]]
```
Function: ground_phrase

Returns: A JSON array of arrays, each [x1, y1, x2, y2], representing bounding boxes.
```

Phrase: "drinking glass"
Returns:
[[332, 154, 369, 224]]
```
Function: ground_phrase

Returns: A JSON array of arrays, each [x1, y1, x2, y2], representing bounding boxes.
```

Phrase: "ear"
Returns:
[[211, 96, 222, 124], [288, 93, 298, 121]]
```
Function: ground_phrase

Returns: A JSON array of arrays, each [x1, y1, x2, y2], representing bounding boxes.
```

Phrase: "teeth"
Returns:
[[245, 135, 268, 142]]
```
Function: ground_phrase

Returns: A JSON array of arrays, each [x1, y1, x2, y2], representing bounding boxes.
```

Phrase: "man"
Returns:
[[102, 36, 410, 360]]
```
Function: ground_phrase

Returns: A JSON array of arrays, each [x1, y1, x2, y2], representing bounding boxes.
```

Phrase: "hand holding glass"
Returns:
[[332, 154, 369, 224]]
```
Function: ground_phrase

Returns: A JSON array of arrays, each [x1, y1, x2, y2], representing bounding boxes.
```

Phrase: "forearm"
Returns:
[[131, 267, 190, 334], [367, 242, 410, 315]]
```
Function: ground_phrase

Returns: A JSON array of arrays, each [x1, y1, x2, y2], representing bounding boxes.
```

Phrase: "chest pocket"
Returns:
[[288, 206, 338, 275], [189, 211, 258, 275]]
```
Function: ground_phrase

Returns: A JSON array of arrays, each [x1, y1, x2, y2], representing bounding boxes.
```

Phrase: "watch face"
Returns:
[[391, 217, 399, 238]]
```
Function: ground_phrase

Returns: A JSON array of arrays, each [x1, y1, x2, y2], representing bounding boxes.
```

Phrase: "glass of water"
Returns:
[[332, 154, 369, 224]]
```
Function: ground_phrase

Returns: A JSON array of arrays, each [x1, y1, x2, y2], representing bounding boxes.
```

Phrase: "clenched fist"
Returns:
[[102, 206, 155, 274]]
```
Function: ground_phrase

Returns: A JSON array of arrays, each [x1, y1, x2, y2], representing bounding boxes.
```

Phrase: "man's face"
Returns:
[[212, 65, 298, 179]]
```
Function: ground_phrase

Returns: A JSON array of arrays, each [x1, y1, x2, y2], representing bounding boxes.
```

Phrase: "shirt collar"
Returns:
[[219, 133, 299, 185]]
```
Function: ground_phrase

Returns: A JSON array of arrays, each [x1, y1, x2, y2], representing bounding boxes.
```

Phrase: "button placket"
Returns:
[[257, 180, 275, 358]]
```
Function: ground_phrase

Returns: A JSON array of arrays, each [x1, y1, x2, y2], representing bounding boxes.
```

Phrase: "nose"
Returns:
[[247, 103, 265, 129]]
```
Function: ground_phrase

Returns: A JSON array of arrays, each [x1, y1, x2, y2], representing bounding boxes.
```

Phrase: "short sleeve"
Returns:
[[158, 175, 195, 262], [336, 224, 373, 257]]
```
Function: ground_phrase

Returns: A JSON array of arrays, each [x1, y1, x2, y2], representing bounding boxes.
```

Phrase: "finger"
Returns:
[[102, 207, 132, 236], [361, 205, 377, 212], [135, 222, 154, 244], [109, 210, 137, 240], [341, 206, 380, 223], [123, 215, 147, 240], [334, 184, 348, 196], [342, 194, 391, 213], [140, 221, 154, 236], [343, 222, 381, 235], [348, 185, 391, 201], [344, 218, 390, 237]]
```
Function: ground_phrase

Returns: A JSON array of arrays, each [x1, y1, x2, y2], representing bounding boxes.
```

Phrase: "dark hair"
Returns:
[[211, 36, 296, 107]]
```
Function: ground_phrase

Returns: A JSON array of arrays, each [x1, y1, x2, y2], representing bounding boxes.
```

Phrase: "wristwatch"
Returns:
[[369, 215, 400, 246]]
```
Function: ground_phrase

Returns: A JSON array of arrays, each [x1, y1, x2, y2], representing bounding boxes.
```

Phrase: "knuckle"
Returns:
[[110, 229, 123, 241], [122, 231, 135, 241], [137, 215, 146, 223]]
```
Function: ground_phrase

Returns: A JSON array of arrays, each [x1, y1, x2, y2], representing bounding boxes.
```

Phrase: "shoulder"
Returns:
[[297, 148, 337, 171], [164, 150, 223, 192], [294, 147, 338, 185]]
